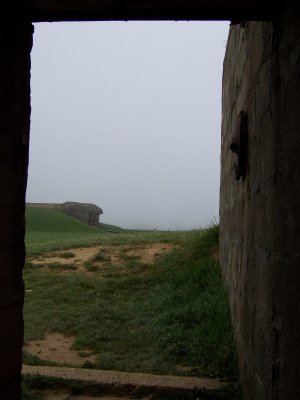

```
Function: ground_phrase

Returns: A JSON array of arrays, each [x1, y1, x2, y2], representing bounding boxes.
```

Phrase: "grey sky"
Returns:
[[27, 21, 229, 230]]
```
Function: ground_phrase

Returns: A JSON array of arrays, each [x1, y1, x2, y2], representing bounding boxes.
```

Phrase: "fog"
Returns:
[[26, 21, 229, 230]]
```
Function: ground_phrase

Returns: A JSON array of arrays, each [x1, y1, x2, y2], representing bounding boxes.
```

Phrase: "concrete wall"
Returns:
[[0, 22, 33, 399], [62, 202, 101, 226], [220, 3, 300, 400], [63, 205, 92, 225], [29, 0, 276, 22]]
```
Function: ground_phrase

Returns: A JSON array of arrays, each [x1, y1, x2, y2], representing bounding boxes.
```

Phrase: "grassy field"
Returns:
[[25, 207, 125, 255], [23, 208, 240, 398], [25, 208, 179, 255]]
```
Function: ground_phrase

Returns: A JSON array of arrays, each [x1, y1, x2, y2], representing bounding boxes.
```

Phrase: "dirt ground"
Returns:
[[29, 243, 175, 274], [23, 242, 226, 399], [25, 243, 175, 366], [24, 332, 96, 367]]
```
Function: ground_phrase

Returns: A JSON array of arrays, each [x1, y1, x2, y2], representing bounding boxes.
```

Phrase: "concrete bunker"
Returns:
[[63, 202, 103, 226], [27, 202, 103, 226], [1, 1, 300, 399]]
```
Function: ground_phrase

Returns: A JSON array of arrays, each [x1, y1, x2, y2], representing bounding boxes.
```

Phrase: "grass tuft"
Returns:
[[92, 249, 111, 262], [59, 251, 76, 259], [47, 262, 76, 271]]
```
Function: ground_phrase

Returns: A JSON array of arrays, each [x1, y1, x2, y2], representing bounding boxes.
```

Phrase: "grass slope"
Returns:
[[25, 208, 124, 255], [26, 207, 98, 233], [98, 222, 124, 233], [24, 225, 239, 384], [25, 207, 183, 256]]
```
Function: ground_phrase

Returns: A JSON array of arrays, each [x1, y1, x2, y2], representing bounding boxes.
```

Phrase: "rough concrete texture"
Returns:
[[0, 22, 33, 400], [27, 202, 103, 226], [220, 2, 300, 400], [22, 365, 222, 398], [29, 0, 278, 22], [62, 202, 103, 226]]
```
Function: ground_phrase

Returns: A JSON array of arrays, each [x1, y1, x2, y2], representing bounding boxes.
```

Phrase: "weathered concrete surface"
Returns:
[[220, 2, 300, 399], [22, 365, 222, 398], [0, 22, 33, 400], [62, 202, 103, 226], [27, 202, 103, 226], [28, 0, 279, 22]]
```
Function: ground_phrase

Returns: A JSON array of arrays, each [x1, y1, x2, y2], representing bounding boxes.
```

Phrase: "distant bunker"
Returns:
[[62, 202, 103, 226], [27, 202, 103, 227]]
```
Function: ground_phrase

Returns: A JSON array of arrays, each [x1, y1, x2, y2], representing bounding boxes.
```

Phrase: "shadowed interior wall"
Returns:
[[0, 23, 33, 399], [220, 3, 300, 399], [0, 2, 299, 399]]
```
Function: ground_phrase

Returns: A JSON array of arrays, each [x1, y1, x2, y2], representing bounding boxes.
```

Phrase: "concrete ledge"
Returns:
[[22, 365, 223, 398]]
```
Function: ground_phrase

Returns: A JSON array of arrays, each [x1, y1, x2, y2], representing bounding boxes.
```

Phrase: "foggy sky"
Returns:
[[26, 21, 229, 230]]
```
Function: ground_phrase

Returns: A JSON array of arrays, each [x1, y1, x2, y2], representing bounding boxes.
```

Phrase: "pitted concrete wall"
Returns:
[[220, 4, 300, 400], [0, 23, 33, 399], [62, 202, 102, 226]]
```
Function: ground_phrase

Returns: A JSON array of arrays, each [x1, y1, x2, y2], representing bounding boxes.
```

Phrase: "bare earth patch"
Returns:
[[23, 238, 226, 399], [28, 243, 175, 273], [25, 243, 176, 365], [124, 243, 174, 264], [31, 246, 101, 266], [24, 332, 96, 367], [24, 244, 176, 365]]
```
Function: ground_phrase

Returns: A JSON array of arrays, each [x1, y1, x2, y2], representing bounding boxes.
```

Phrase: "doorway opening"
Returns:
[[23, 21, 238, 399]]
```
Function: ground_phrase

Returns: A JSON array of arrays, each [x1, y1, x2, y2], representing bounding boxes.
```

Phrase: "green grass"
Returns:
[[92, 248, 111, 262], [24, 225, 238, 383], [84, 260, 99, 272], [98, 222, 125, 233], [24, 208, 240, 396], [26, 207, 99, 233], [25, 207, 124, 256], [59, 251, 76, 258], [46, 262, 77, 271], [25, 207, 180, 256]]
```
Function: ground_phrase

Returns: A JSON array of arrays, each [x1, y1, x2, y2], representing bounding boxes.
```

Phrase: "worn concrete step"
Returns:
[[22, 365, 223, 399]]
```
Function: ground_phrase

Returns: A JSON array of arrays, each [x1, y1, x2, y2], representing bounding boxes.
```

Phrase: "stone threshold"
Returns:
[[22, 364, 223, 398]]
